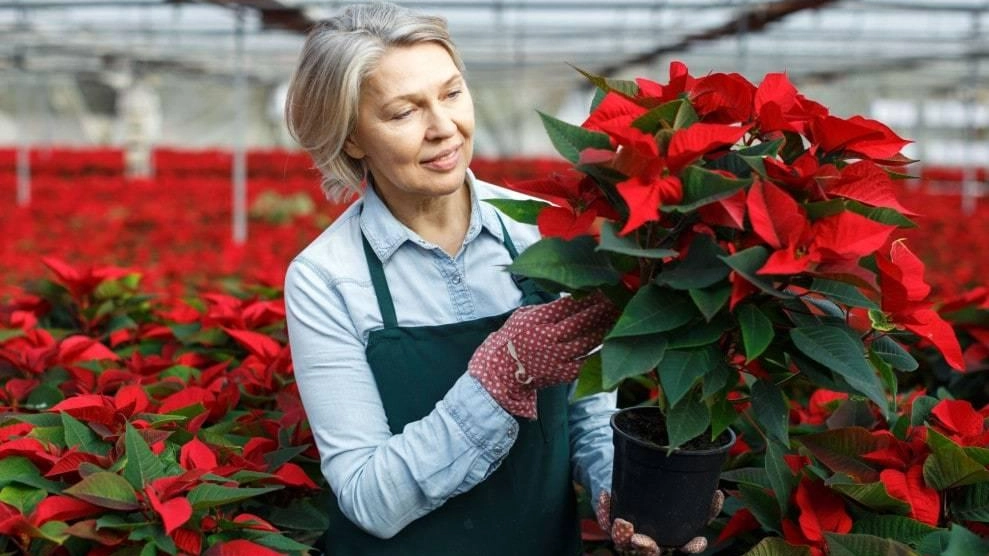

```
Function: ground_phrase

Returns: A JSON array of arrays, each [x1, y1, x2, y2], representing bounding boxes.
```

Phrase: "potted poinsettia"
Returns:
[[487, 61, 966, 547]]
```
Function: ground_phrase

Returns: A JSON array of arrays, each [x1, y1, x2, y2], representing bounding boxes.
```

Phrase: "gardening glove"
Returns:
[[596, 490, 725, 555], [468, 292, 618, 419]]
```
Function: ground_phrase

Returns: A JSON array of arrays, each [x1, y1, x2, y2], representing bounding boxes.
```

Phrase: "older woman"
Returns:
[[283, 3, 710, 555]]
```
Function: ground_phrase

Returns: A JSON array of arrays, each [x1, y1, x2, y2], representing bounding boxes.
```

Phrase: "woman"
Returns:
[[283, 3, 711, 555]]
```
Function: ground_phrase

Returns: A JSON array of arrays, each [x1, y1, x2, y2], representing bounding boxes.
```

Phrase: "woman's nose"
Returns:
[[425, 107, 457, 139]]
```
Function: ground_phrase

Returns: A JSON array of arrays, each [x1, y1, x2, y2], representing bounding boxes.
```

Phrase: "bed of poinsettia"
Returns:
[[1, 148, 988, 554]]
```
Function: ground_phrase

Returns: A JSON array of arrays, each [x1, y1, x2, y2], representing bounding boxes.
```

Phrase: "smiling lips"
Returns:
[[422, 145, 462, 171]]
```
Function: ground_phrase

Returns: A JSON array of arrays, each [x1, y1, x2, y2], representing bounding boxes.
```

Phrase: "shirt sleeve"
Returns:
[[568, 388, 617, 513], [284, 258, 520, 539]]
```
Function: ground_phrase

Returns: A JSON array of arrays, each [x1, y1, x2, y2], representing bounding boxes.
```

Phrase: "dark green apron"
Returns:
[[322, 219, 580, 555]]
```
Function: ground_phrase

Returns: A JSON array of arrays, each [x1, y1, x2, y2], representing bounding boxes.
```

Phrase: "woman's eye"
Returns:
[[447, 90, 462, 100], [392, 109, 414, 120]]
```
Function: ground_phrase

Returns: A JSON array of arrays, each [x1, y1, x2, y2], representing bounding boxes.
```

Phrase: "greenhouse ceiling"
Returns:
[[1, 0, 987, 125]]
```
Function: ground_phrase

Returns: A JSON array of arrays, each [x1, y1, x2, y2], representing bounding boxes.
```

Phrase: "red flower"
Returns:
[[810, 115, 911, 162], [793, 478, 853, 543], [689, 72, 756, 123], [929, 399, 989, 447], [876, 241, 965, 370], [881, 466, 940, 525]]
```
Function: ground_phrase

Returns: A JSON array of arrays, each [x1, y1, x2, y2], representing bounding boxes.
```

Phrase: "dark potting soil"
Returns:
[[615, 409, 732, 451]]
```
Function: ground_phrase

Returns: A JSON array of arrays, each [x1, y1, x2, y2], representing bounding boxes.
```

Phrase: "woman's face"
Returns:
[[345, 42, 475, 207]]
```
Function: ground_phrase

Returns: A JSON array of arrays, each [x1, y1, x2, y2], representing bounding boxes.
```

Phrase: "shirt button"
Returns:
[[452, 275, 462, 284]]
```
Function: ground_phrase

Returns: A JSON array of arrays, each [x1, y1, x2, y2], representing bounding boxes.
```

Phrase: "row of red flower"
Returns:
[[1, 150, 985, 302], [2, 256, 988, 554]]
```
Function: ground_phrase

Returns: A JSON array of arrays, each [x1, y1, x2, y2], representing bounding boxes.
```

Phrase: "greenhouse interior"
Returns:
[[1, 1, 988, 555]]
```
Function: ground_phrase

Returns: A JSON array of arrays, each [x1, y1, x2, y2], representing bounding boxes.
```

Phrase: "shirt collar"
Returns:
[[359, 169, 505, 262]]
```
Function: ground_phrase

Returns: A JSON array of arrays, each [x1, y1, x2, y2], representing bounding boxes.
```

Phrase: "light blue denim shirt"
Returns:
[[284, 171, 616, 539]]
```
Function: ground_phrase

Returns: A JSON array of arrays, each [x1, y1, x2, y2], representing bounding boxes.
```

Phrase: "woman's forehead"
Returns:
[[364, 43, 463, 100]]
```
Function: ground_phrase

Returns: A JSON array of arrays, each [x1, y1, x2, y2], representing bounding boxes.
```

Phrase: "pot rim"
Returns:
[[610, 406, 737, 456]]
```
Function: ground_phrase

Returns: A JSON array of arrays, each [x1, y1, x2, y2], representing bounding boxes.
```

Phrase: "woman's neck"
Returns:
[[378, 183, 472, 257]]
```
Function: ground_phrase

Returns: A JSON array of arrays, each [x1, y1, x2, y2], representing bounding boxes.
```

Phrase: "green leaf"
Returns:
[[851, 515, 939, 547], [923, 429, 989, 490], [790, 325, 889, 416], [64, 472, 140, 510], [721, 467, 771, 489], [574, 355, 607, 399], [263, 445, 310, 471], [826, 476, 911, 514], [709, 395, 736, 440], [910, 395, 939, 426], [186, 484, 281, 510], [676, 165, 751, 211], [736, 139, 784, 177], [0, 456, 62, 493], [607, 285, 698, 338], [601, 335, 667, 390], [61, 412, 107, 455], [917, 530, 951, 555], [942, 524, 989, 556], [654, 234, 730, 290], [824, 532, 919, 556], [572, 66, 639, 98], [0, 484, 46, 514], [36, 520, 70, 543], [964, 446, 989, 465], [482, 198, 549, 225], [666, 315, 730, 349], [266, 495, 331, 532], [507, 236, 621, 290], [665, 395, 709, 451], [806, 198, 848, 220], [658, 347, 716, 408], [738, 304, 774, 362], [689, 284, 731, 321], [702, 359, 734, 399], [765, 440, 796, 514], [96, 514, 153, 531], [720, 246, 791, 299], [846, 200, 917, 228], [537, 110, 612, 164], [596, 221, 678, 259], [751, 380, 789, 447], [808, 278, 879, 309], [631, 98, 687, 133], [0, 328, 24, 342], [25, 382, 64, 410], [249, 531, 316, 553], [160, 365, 201, 382], [737, 483, 782, 534], [742, 537, 810, 556], [949, 483, 989, 522], [797, 428, 880, 483], [122, 422, 166, 490], [872, 335, 919, 372]]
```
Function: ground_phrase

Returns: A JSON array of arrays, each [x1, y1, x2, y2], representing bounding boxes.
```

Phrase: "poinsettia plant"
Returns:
[[0, 259, 326, 554], [489, 61, 966, 452]]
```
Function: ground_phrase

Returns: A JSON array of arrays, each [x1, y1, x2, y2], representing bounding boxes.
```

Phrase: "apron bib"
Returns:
[[322, 219, 579, 555]]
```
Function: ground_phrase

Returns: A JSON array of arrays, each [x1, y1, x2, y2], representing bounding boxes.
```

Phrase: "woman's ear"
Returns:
[[343, 136, 365, 160]]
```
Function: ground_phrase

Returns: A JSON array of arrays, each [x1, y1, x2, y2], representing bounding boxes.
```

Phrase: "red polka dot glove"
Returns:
[[595, 490, 724, 555], [468, 292, 618, 419]]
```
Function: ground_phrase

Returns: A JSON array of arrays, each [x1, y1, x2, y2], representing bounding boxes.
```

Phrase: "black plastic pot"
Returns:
[[610, 406, 736, 548]]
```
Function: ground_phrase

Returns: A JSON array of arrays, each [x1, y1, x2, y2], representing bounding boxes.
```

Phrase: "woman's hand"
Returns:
[[595, 490, 724, 555], [468, 292, 617, 419]]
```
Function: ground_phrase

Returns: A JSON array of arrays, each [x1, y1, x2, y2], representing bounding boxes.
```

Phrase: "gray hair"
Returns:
[[285, 2, 465, 202]]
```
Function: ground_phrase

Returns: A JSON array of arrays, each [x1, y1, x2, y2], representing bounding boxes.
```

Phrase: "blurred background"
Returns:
[[1, 0, 987, 296]]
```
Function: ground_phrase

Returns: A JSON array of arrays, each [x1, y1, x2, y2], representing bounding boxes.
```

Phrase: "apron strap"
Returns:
[[362, 234, 399, 328], [495, 213, 557, 305]]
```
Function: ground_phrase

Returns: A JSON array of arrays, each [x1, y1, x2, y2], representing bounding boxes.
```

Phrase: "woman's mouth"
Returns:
[[422, 146, 461, 171]]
